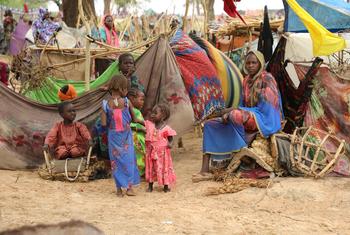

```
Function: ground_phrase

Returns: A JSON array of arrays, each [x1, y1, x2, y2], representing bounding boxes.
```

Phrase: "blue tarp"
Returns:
[[283, 0, 350, 32]]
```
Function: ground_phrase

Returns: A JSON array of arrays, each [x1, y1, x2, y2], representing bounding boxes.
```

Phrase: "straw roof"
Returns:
[[213, 18, 284, 37]]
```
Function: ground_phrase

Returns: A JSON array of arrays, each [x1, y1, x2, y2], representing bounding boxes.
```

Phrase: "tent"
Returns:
[[283, 0, 350, 32]]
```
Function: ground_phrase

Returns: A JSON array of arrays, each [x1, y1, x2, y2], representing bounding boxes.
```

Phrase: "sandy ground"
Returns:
[[1, 131, 350, 235]]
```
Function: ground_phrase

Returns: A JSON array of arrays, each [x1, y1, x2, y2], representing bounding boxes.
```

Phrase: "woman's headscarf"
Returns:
[[101, 14, 119, 47], [243, 50, 265, 80], [58, 84, 77, 101], [38, 8, 49, 20]]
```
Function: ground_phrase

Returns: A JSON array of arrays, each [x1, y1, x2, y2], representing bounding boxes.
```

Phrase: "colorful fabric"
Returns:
[[130, 108, 145, 176], [304, 66, 350, 176], [203, 50, 282, 155], [203, 39, 243, 108], [0, 62, 8, 86], [285, 0, 346, 56], [9, 18, 31, 56], [145, 120, 176, 187], [32, 8, 60, 45], [58, 84, 78, 101], [44, 121, 91, 159], [170, 29, 225, 121], [103, 99, 140, 189], [129, 74, 144, 93], [267, 37, 322, 133]]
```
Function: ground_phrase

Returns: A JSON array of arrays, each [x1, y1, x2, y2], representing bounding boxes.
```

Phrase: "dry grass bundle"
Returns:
[[11, 49, 52, 94], [214, 18, 284, 37], [206, 177, 270, 196]]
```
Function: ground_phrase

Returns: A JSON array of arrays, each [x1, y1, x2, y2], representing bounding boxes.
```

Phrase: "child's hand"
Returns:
[[43, 144, 49, 152]]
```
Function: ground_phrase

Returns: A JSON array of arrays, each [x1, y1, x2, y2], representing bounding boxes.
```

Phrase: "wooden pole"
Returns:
[[183, 0, 190, 32], [78, 0, 91, 91], [202, 0, 208, 39]]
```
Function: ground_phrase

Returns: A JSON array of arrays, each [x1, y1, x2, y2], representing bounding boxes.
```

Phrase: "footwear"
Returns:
[[126, 188, 136, 196], [163, 185, 170, 193], [116, 188, 124, 197]]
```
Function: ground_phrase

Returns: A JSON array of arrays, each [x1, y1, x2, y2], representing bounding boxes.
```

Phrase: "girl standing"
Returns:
[[128, 88, 146, 176], [118, 53, 144, 92], [145, 104, 176, 192], [101, 75, 144, 197]]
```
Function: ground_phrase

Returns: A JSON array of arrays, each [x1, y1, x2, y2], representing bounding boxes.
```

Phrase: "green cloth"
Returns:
[[24, 62, 120, 104], [130, 108, 146, 176]]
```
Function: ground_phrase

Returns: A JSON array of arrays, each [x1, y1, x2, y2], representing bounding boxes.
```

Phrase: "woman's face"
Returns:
[[245, 53, 261, 76], [105, 16, 113, 29]]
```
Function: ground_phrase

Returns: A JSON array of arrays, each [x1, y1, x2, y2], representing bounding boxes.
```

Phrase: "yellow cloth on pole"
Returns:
[[286, 0, 346, 56]]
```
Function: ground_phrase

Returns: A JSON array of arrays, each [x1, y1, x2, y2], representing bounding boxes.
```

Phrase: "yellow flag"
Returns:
[[286, 0, 346, 56]]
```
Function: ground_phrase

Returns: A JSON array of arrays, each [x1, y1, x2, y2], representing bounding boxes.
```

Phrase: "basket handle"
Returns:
[[64, 157, 84, 182]]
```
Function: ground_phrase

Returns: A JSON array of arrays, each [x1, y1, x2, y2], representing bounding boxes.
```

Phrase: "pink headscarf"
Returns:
[[102, 14, 119, 47]]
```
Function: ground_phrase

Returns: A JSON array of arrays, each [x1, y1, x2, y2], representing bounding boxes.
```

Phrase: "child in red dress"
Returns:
[[145, 104, 176, 192], [44, 101, 92, 159]]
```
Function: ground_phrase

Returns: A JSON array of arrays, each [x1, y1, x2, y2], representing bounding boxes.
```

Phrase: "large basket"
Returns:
[[273, 126, 345, 178]]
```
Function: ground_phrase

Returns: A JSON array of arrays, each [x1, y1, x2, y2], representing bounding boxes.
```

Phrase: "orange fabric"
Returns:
[[58, 84, 77, 101]]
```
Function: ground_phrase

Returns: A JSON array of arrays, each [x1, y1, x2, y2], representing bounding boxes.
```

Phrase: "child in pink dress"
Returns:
[[145, 104, 176, 192]]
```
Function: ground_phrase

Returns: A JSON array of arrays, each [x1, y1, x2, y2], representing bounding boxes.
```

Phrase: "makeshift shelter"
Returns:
[[268, 36, 350, 176]]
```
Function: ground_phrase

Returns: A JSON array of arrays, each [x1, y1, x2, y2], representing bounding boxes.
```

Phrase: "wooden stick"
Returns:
[[310, 133, 330, 173], [317, 141, 345, 178]]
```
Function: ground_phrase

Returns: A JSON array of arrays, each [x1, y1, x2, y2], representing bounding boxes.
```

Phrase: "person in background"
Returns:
[[3, 10, 17, 54], [128, 88, 146, 176], [118, 53, 144, 92], [98, 14, 119, 47], [32, 8, 60, 45]]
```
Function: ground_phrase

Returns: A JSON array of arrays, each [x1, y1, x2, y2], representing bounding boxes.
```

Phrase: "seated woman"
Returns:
[[194, 50, 283, 178], [44, 101, 92, 160]]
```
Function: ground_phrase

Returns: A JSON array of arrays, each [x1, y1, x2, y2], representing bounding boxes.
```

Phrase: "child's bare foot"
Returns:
[[126, 188, 136, 196], [146, 182, 153, 192], [116, 188, 123, 197], [163, 185, 170, 193]]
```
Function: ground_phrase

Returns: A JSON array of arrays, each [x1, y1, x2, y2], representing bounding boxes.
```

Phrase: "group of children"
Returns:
[[44, 53, 176, 197]]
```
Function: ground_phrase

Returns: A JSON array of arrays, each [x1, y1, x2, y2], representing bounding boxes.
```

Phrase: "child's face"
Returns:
[[61, 103, 76, 122], [150, 106, 163, 123], [119, 56, 135, 75], [131, 92, 145, 109]]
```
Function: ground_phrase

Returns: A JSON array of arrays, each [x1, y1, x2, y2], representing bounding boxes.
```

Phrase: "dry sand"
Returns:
[[1, 131, 350, 234]]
